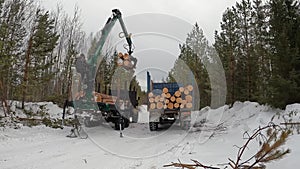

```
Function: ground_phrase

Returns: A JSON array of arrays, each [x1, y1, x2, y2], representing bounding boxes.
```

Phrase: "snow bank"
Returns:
[[22, 101, 63, 119], [1, 101, 63, 118], [286, 103, 300, 112], [192, 101, 276, 132], [1, 101, 300, 169]]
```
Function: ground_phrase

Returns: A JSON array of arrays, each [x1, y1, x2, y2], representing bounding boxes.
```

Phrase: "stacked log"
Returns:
[[117, 52, 134, 69], [148, 84, 194, 110], [94, 92, 117, 104]]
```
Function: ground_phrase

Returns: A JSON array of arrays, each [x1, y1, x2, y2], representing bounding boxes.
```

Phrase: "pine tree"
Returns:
[[0, 0, 27, 101], [251, 0, 272, 104], [267, 0, 300, 108], [234, 0, 259, 101], [169, 23, 211, 108], [215, 0, 273, 105], [169, 44, 196, 84], [215, 7, 240, 104], [22, 9, 59, 107], [215, 0, 300, 108]]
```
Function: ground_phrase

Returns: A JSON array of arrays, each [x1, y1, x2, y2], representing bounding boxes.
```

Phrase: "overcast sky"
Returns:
[[41, 0, 238, 43], [41, 0, 238, 90]]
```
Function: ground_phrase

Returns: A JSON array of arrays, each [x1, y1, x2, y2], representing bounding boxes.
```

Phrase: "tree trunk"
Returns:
[[0, 80, 9, 117], [22, 35, 33, 109]]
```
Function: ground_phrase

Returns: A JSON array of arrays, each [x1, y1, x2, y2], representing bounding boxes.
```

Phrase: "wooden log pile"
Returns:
[[94, 92, 117, 104], [148, 85, 193, 110], [117, 52, 135, 69]]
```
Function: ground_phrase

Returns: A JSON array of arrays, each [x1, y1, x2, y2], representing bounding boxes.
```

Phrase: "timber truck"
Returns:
[[67, 9, 138, 130], [147, 72, 193, 131]]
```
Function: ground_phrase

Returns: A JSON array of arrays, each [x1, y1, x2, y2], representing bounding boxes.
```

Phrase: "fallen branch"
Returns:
[[231, 122, 291, 169], [164, 159, 220, 169], [231, 124, 274, 169], [280, 122, 300, 125], [17, 117, 43, 121], [165, 119, 293, 169]]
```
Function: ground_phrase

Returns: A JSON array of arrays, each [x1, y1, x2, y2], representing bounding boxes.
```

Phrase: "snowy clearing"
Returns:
[[1, 101, 300, 169]]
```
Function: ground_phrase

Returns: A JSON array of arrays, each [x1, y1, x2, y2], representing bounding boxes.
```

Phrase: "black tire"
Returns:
[[115, 122, 125, 130], [114, 122, 119, 130], [124, 118, 130, 128], [114, 117, 125, 130], [149, 122, 158, 131]]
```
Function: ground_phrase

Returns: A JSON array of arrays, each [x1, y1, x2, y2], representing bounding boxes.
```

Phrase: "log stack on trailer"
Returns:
[[147, 71, 194, 131], [148, 84, 194, 111], [94, 93, 117, 105]]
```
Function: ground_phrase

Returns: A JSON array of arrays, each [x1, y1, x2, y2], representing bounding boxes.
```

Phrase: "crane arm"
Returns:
[[82, 9, 136, 101], [112, 9, 133, 55], [88, 9, 134, 66]]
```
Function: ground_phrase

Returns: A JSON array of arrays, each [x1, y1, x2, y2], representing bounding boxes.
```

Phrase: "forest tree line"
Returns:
[[0, 0, 94, 108], [0, 0, 143, 109], [169, 0, 300, 109], [0, 0, 299, 110]]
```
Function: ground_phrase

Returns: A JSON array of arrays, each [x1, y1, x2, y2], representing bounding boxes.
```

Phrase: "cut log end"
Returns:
[[184, 89, 190, 95], [179, 87, 184, 92], [157, 102, 164, 109], [174, 91, 181, 97], [186, 103, 193, 109], [150, 103, 156, 110], [174, 103, 180, 108], [148, 92, 154, 98], [187, 85, 193, 91], [162, 87, 168, 93], [167, 103, 174, 109], [170, 96, 176, 102]]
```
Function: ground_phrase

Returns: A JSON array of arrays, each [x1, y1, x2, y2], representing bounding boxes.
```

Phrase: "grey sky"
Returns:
[[41, 0, 237, 90], [41, 0, 238, 43]]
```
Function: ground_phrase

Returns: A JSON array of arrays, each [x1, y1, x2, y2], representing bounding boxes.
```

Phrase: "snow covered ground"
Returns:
[[0, 101, 300, 169]]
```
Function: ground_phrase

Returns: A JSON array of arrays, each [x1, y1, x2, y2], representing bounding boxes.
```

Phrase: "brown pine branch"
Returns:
[[233, 125, 273, 168], [164, 159, 220, 169], [165, 122, 292, 169], [280, 122, 300, 125], [244, 128, 291, 168]]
